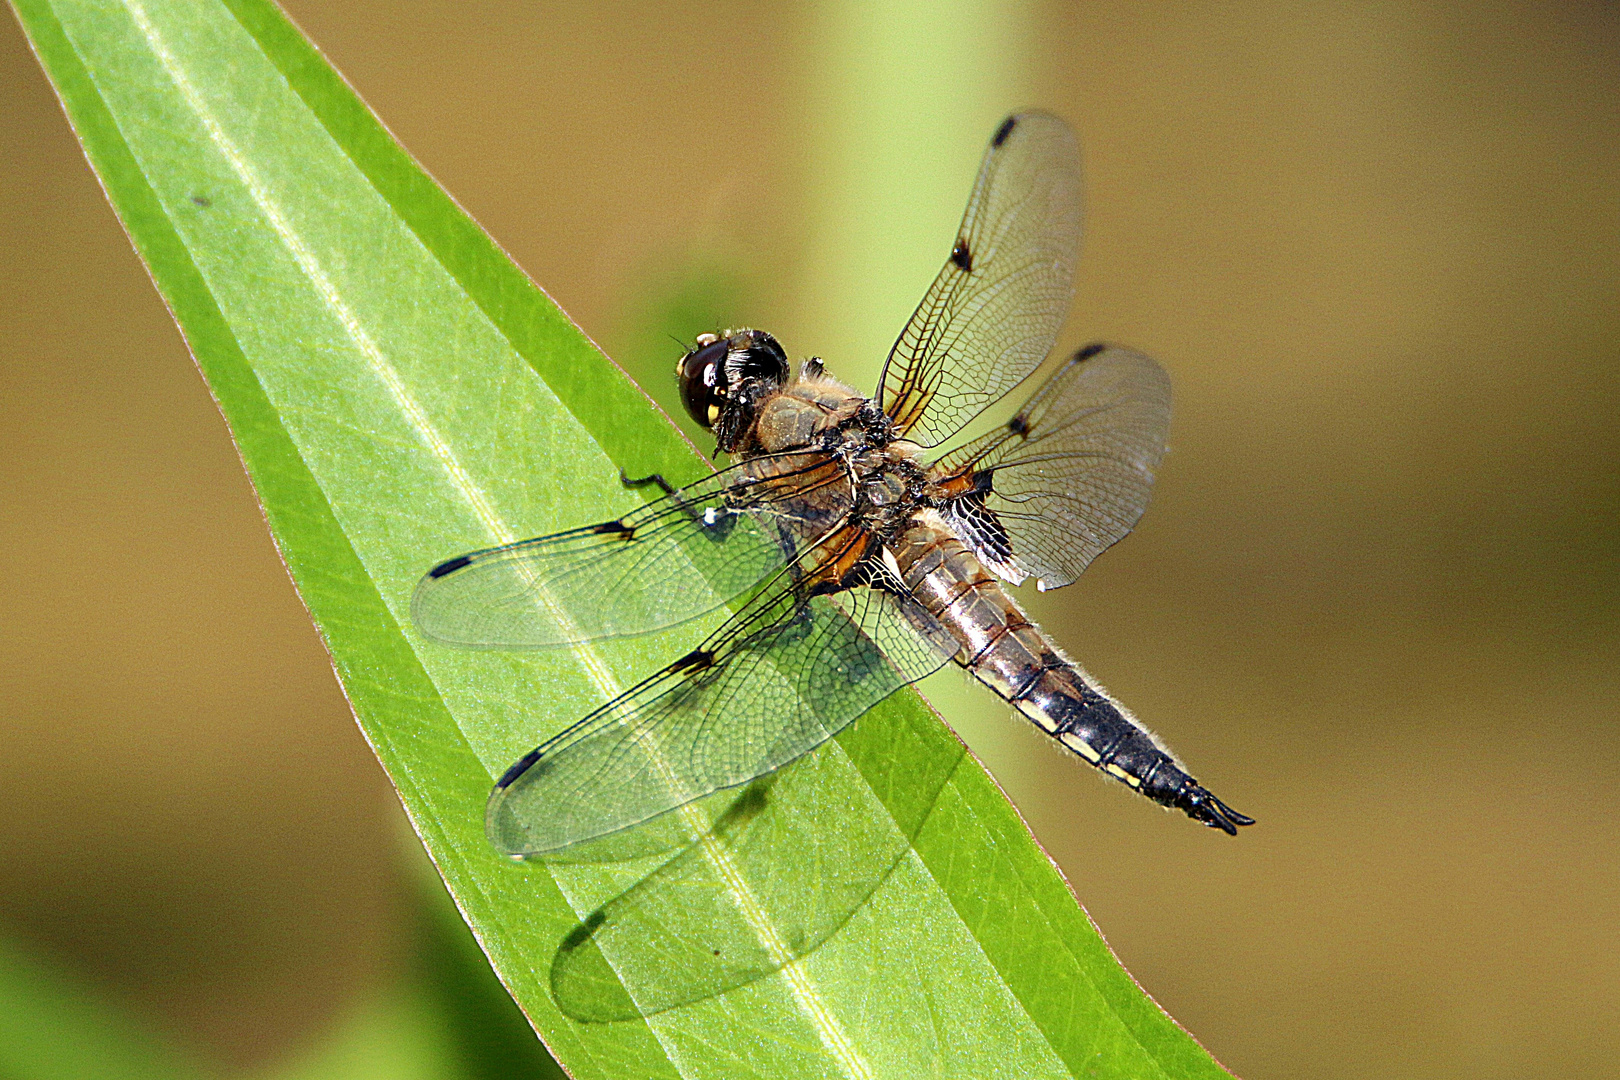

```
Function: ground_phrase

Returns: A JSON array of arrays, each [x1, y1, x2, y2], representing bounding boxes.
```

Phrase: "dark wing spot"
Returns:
[[950, 238, 973, 272], [1007, 415, 1029, 436], [670, 648, 715, 674], [992, 115, 1017, 147], [592, 520, 635, 539], [1075, 342, 1107, 361], [806, 578, 846, 599], [427, 554, 473, 578]]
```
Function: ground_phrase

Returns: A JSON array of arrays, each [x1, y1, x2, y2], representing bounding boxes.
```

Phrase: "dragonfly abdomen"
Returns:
[[893, 514, 1252, 834]]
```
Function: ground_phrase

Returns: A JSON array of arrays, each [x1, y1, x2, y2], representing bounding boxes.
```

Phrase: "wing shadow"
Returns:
[[542, 697, 966, 1022]]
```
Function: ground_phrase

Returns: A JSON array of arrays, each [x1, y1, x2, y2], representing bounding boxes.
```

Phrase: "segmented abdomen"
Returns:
[[891, 513, 1249, 833]]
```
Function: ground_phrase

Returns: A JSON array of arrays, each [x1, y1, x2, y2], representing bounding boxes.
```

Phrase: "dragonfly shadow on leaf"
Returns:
[[546, 699, 966, 1023]]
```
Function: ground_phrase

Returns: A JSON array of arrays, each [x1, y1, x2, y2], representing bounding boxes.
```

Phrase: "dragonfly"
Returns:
[[414, 111, 1252, 858]]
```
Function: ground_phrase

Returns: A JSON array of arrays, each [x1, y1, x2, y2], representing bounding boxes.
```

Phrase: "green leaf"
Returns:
[[10, 1, 1235, 1076], [409, 853, 569, 1080]]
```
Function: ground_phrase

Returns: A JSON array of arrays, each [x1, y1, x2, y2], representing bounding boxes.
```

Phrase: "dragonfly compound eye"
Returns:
[[678, 338, 730, 429]]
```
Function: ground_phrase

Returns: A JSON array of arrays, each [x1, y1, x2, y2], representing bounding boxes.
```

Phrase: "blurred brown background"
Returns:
[[2, 2, 1616, 1078]]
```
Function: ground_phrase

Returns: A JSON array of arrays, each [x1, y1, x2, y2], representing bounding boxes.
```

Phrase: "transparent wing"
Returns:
[[485, 536, 959, 857], [928, 344, 1171, 591], [877, 111, 1083, 447], [411, 451, 849, 647]]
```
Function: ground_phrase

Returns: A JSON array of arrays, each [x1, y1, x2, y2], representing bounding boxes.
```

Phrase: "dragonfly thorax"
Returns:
[[851, 451, 929, 540], [742, 370, 924, 540], [743, 367, 868, 454]]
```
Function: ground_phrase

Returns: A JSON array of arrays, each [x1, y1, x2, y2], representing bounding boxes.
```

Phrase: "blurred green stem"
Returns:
[[797, 0, 1042, 790], [797, 0, 1036, 387]]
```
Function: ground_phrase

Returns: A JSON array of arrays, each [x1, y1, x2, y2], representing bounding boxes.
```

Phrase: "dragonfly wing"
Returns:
[[928, 344, 1171, 590], [485, 541, 958, 857], [878, 111, 1083, 447], [411, 451, 848, 646]]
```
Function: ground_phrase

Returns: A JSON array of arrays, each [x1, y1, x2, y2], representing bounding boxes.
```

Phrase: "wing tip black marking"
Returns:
[[495, 747, 544, 790], [427, 554, 473, 579], [1075, 341, 1107, 362], [992, 115, 1017, 147]]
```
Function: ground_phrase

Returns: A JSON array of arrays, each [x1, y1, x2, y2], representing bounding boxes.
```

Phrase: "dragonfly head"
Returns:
[[677, 329, 789, 450]]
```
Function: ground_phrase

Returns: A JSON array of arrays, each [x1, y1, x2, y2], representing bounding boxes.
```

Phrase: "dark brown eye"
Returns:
[[678, 339, 729, 428]]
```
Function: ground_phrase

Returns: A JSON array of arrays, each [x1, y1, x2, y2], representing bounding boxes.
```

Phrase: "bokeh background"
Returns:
[[3, 2, 1617, 1078]]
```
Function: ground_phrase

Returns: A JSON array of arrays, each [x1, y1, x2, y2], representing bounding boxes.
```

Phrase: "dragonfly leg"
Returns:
[[619, 468, 740, 544], [619, 469, 678, 497]]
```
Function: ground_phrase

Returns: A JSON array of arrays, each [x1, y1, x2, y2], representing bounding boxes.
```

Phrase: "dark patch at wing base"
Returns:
[[927, 344, 1171, 590]]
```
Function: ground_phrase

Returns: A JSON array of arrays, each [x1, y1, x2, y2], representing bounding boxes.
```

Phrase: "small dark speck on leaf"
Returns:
[[190, 194, 211, 207]]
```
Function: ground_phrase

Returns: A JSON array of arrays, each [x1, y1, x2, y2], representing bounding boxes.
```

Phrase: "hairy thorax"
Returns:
[[743, 374, 929, 544]]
